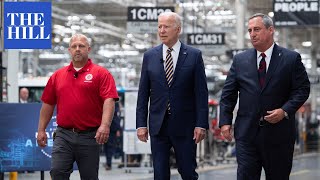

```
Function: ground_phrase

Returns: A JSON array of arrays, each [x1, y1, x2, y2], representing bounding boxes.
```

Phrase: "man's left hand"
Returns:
[[95, 125, 110, 144], [193, 127, 206, 144], [265, 108, 286, 124]]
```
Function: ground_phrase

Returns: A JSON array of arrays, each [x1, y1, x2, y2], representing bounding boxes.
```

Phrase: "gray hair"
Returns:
[[69, 33, 90, 47], [249, 13, 273, 28], [158, 11, 182, 28]]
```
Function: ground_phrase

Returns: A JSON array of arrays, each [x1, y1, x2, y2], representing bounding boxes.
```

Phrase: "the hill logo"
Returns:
[[4, 2, 52, 49]]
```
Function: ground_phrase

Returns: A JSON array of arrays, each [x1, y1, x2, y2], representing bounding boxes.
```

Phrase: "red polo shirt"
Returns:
[[41, 59, 119, 130]]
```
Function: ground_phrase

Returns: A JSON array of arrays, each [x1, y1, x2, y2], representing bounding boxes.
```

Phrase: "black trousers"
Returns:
[[50, 127, 100, 180], [236, 126, 295, 180]]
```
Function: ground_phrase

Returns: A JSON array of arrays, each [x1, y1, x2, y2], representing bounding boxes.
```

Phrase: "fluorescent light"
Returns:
[[39, 53, 69, 59], [268, 12, 274, 17], [206, 15, 236, 20], [84, 14, 96, 20], [54, 37, 61, 43], [302, 41, 312, 47], [83, 27, 100, 33], [20, 49, 34, 52], [98, 50, 139, 57]]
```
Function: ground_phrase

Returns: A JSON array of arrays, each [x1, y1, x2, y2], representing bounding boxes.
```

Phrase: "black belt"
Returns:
[[58, 126, 99, 133]]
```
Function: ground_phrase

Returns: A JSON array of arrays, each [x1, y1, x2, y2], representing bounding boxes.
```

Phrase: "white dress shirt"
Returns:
[[162, 41, 181, 71], [256, 43, 274, 72]]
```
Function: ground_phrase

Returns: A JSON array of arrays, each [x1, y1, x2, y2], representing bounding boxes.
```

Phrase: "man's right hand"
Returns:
[[221, 125, 233, 142], [37, 131, 48, 147], [137, 127, 149, 142]]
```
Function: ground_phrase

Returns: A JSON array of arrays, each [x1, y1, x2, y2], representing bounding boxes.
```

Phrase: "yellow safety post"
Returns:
[[9, 172, 18, 180]]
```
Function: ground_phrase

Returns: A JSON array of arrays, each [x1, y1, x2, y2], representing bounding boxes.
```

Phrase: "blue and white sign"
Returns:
[[0, 103, 55, 172], [4, 2, 52, 49]]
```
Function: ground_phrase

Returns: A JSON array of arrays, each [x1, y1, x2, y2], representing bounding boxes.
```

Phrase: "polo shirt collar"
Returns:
[[67, 59, 93, 72]]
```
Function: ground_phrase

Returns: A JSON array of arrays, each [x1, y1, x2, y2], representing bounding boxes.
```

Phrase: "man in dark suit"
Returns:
[[19, 87, 30, 103], [219, 13, 310, 180], [136, 12, 209, 180]]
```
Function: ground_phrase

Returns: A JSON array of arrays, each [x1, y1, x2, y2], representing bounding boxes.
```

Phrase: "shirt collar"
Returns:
[[163, 40, 181, 54], [257, 43, 274, 59], [67, 59, 92, 72]]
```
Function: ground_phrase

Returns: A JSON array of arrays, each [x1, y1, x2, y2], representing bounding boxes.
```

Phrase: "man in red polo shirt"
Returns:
[[36, 33, 119, 180]]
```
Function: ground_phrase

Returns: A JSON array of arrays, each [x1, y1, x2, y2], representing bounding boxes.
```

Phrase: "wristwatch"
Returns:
[[283, 110, 289, 119]]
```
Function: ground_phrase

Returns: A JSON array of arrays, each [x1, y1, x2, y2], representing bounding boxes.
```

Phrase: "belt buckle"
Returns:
[[72, 128, 79, 133], [259, 116, 265, 127]]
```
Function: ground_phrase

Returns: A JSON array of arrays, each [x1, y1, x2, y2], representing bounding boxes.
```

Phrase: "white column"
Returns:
[[7, 50, 20, 103], [310, 28, 318, 124], [0, 0, 3, 51], [235, 0, 246, 49]]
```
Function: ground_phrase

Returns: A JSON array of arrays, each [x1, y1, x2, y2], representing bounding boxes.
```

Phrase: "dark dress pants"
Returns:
[[50, 127, 100, 180], [236, 125, 295, 180], [150, 113, 198, 180], [104, 132, 116, 167]]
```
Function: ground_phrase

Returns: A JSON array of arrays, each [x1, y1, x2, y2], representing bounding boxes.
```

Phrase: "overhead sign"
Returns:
[[127, 6, 174, 33], [187, 33, 225, 45], [273, 0, 320, 26], [4, 2, 52, 49]]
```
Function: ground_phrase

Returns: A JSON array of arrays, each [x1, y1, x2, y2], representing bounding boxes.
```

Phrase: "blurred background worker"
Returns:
[[19, 87, 29, 103], [104, 102, 122, 170]]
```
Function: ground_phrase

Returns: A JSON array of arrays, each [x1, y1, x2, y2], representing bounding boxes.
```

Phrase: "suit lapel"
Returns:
[[262, 44, 281, 91], [156, 45, 167, 86], [172, 43, 188, 85]]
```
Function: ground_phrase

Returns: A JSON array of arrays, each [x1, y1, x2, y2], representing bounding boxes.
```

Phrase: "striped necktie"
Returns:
[[165, 48, 174, 87], [258, 53, 266, 87], [165, 48, 174, 113]]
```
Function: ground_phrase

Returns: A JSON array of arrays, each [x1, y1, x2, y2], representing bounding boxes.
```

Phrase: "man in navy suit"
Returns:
[[219, 13, 310, 180], [136, 12, 209, 180]]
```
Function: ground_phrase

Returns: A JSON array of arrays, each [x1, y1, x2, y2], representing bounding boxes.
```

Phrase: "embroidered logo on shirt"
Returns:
[[84, 74, 93, 82]]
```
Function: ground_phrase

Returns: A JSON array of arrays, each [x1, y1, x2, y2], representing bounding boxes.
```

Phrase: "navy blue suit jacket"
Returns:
[[136, 43, 209, 136], [219, 44, 310, 143]]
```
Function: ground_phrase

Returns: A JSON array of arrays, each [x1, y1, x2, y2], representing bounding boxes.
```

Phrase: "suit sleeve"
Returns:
[[194, 51, 209, 129], [136, 53, 150, 129], [281, 53, 310, 115], [219, 56, 239, 127]]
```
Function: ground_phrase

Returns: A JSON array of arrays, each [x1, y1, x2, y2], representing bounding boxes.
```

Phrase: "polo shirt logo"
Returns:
[[84, 74, 93, 82], [4, 2, 52, 49]]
